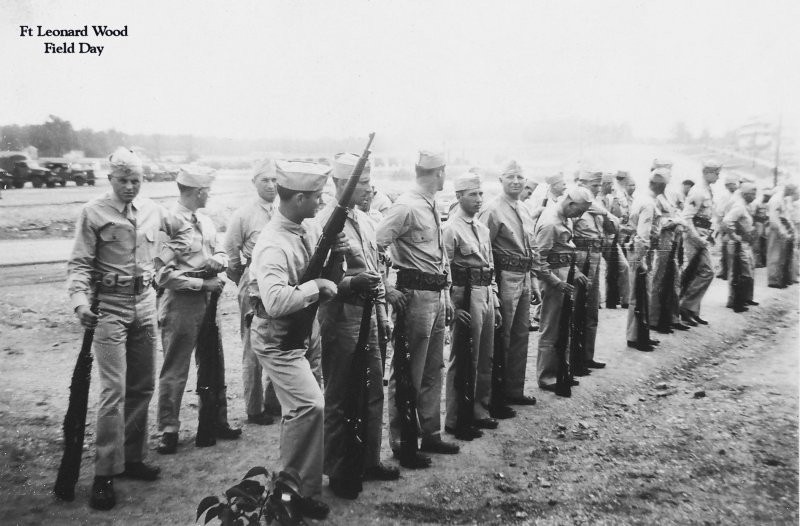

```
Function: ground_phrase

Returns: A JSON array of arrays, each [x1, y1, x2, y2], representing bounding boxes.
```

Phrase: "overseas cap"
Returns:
[[703, 159, 723, 171], [545, 172, 565, 185], [565, 186, 595, 204], [332, 152, 371, 181], [501, 160, 523, 177], [616, 170, 630, 181], [578, 170, 603, 183], [739, 182, 757, 194], [275, 160, 331, 192], [252, 158, 276, 179], [650, 167, 671, 184], [453, 174, 481, 192], [417, 150, 446, 170], [108, 147, 143, 173], [723, 172, 739, 185], [601, 171, 616, 184], [651, 158, 673, 170], [176, 166, 215, 187]]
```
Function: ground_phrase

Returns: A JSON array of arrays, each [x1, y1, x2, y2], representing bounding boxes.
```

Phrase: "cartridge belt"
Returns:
[[396, 269, 448, 291], [545, 252, 573, 269], [98, 272, 153, 295], [573, 237, 603, 252], [451, 267, 494, 286], [493, 253, 533, 273], [184, 269, 220, 279]]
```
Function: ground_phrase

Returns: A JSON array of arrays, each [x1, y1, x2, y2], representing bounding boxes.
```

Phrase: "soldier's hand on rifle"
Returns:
[[445, 300, 454, 326], [494, 307, 502, 328], [331, 232, 352, 255], [386, 287, 407, 315], [225, 267, 242, 286], [202, 277, 225, 294], [75, 304, 98, 329], [351, 270, 382, 293], [204, 256, 225, 274], [314, 278, 338, 300], [574, 271, 589, 288], [454, 308, 471, 327]]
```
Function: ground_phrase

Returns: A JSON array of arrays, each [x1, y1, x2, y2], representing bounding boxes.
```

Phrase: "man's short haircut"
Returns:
[[276, 184, 315, 201]]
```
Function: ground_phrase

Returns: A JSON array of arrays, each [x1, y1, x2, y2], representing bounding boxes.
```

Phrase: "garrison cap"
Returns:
[[722, 172, 739, 185], [453, 174, 481, 192], [275, 160, 331, 192], [545, 172, 565, 185], [565, 186, 594, 204], [738, 173, 756, 184], [702, 159, 723, 172], [651, 158, 673, 170], [601, 171, 616, 184], [501, 160, 523, 177], [108, 147, 143, 174], [252, 158, 276, 179], [417, 150, 446, 170], [649, 167, 671, 184], [332, 152, 371, 181], [682, 179, 695, 186], [578, 170, 603, 183], [176, 166, 215, 187], [615, 170, 630, 181], [739, 182, 757, 194]]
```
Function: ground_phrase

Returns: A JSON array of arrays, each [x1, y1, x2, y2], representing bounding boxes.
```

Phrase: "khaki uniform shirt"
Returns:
[[67, 193, 192, 309], [723, 195, 755, 242], [250, 211, 321, 319], [572, 201, 605, 241], [155, 202, 227, 291], [477, 194, 536, 259], [224, 198, 275, 281], [443, 206, 499, 306], [682, 182, 715, 244], [629, 190, 661, 254], [376, 187, 449, 278], [533, 206, 575, 286]]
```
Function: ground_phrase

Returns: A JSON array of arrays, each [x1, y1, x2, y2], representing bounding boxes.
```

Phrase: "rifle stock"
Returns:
[[605, 235, 621, 308], [656, 240, 680, 332], [489, 270, 507, 410], [279, 133, 375, 351], [453, 272, 475, 433], [196, 291, 223, 446], [570, 255, 590, 374], [634, 263, 651, 350], [54, 298, 100, 501], [554, 257, 576, 397], [393, 309, 419, 460], [730, 240, 745, 310]]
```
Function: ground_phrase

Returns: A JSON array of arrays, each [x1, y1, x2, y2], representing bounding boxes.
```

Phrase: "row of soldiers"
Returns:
[[66, 146, 797, 520]]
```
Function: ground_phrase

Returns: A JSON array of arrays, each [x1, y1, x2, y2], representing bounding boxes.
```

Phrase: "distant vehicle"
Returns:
[[143, 162, 178, 182], [0, 168, 12, 189], [0, 155, 62, 188], [41, 158, 96, 186]]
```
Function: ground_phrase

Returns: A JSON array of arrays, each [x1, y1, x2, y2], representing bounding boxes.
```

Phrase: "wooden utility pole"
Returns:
[[773, 116, 782, 187]]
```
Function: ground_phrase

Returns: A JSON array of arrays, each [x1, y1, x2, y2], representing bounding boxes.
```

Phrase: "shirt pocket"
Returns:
[[410, 228, 433, 244], [459, 243, 479, 256]]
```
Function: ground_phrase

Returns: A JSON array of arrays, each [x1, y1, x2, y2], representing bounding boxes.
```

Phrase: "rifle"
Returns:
[[196, 290, 224, 447], [279, 133, 375, 351], [342, 292, 375, 484], [570, 254, 591, 374], [54, 298, 100, 501], [375, 302, 389, 373], [605, 234, 621, 308], [634, 263, 651, 350], [655, 240, 680, 332], [453, 270, 475, 435], [554, 256, 576, 397], [392, 308, 420, 462], [730, 240, 745, 311], [489, 270, 508, 413]]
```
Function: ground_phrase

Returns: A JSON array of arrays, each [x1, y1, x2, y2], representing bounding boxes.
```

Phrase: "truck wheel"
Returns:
[[13, 180, 24, 189], [59, 180, 67, 187], [46, 181, 56, 188], [75, 177, 85, 186], [32, 179, 44, 188], [87, 180, 95, 186]]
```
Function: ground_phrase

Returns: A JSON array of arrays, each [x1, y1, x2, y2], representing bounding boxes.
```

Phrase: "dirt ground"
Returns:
[[0, 261, 797, 525]]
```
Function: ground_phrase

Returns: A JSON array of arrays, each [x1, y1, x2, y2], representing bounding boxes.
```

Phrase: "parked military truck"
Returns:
[[40, 158, 96, 186]]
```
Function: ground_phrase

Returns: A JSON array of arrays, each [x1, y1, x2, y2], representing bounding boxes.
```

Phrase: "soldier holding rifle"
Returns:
[[377, 151, 459, 468], [443, 173, 502, 440], [66, 147, 193, 510], [477, 160, 538, 411], [155, 167, 241, 455], [533, 186, 594, 394], [316, 153, 399, 500], [679, 160, 721, 326], [249, 160, 349, 520]]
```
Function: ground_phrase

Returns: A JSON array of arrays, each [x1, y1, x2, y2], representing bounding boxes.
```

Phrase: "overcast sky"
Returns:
[[1, 0, 798, 145]]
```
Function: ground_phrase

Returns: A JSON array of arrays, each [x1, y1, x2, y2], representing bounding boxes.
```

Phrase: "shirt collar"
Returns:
[[501, 193, 519, 209], [257, 197, 274, 212], [107, 192, 142, 213], [275, 209, 306, 235], [414, 185, 437, 204]]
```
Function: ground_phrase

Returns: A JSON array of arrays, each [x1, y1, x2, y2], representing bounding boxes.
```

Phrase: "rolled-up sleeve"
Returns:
[[158, 206, 193, 265], [376, 203, 409, 251], [255, 245, 320, 318]]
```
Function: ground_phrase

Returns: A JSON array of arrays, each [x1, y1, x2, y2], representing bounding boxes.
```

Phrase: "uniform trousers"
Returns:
[[602, 243, 630, 306], [251, 316, 325, 497], [536, 267, 569, 387], [649, 237, 681, 326], [497, 270, 531, 398], [767, 227, 795, 287], [575, 249, 602, 362], [727, 241, 754, 304], [387, 289, 446, 449], [93, 290, 157, 476], [237, 267, 280, 416], [625, 245, 648, 342], [319, 300, 384, 479], [157, 289, 229, 434], [679, 236, 714, 315], [445, 284, 493, 428]]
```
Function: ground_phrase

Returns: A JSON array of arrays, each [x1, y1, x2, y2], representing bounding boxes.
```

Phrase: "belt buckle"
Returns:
[[101, 273, 117, 287]]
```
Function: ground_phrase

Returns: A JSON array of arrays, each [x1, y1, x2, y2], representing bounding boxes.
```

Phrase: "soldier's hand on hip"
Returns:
[[202, 278, 225, 294], [331, 232, 352, 255], [386, 288, 407, 315], [75, 305, 98, 329], [314, 279, 338, 300], [351, 270, 382, 293], [454, 308, 471, 326]]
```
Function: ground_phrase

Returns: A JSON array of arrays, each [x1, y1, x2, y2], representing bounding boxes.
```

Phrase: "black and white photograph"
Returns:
[[1, 1, 798, 524]]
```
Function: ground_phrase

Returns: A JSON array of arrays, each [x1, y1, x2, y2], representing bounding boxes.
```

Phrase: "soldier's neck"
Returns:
[[179, 196, 199, 212]]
